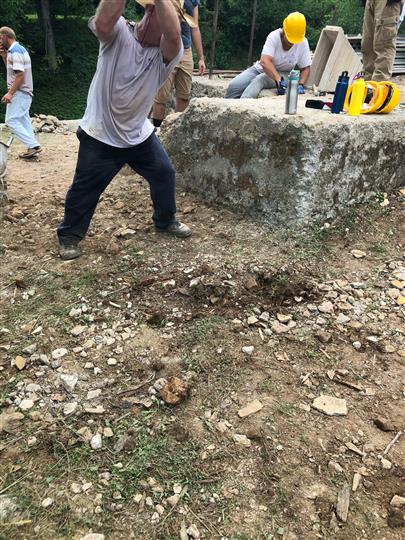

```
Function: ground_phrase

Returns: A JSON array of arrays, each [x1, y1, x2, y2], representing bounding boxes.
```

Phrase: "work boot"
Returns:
[[155, 221, 192, 238], [59, 243, 82, 261], [19, 146, 42, 159]]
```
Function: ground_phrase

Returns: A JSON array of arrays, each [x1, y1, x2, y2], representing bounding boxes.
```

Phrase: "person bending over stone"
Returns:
[[57, 0, 192, 261], [225, 12, 312, 99]]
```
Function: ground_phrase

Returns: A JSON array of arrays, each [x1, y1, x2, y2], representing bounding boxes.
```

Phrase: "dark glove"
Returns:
[[298, 84, 305, 94], [277, 78, 286, 96]]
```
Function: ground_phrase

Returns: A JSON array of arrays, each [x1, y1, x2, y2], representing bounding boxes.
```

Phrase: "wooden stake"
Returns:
[[209, 0, 220, 79]]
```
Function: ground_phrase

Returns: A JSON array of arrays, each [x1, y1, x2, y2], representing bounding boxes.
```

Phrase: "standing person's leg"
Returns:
[[126, 132, 191, 237], [5, 91, 40, 152], [174, 47, 193, 112], [57, 128, 126, 259], [372, 0, 402, 80], [152, 69, 176, 127], [361, 0, 376, 80], [240, 72, 276, 98], [225, 66, 262, 98]]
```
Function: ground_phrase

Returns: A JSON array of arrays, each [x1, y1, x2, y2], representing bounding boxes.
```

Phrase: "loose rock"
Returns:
[[380, 457, 392, 469], [71, 325, 87, 336], [328, 461, 343, 474], [233, 434, 252, 447], [336, 483, 351, 522], [390, 495, 405, 508], [352, 473, 362, 492], [336, 313, 350, 325], [19, 399, 34, 411], [63, 402, 78, 416], [52, 348, 68, 360], [186, 524, 201, 539], [315, 330, 332, 344], [14, 356, 26, 370], [159, 377, 189, 405], [312, 395, 348, 417], [351, 249, 367, 259], [238, 399, 263, 418], [373, 417, 395, 432], [59, 373, 78, 393], [91, 433, 103, 450], [318, 301, 334, 314]]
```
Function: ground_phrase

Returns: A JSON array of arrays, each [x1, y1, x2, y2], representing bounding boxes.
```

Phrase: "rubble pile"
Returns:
[[32, 114, 67, 134]]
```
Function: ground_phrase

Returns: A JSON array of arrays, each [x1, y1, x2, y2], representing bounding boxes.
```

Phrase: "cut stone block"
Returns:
[[308, 26, 363, 92], [160, 97, 405, 227]]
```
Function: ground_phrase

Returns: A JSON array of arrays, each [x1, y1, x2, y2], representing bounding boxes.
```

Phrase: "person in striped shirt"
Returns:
[[0, 26, 42, 159]]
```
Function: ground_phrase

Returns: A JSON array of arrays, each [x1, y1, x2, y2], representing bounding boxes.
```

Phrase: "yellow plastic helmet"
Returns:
[[283, 12, 306, 44], [361, 81, 385, 114], [375, 81, 400, 113], [344, 80, 400, 114]]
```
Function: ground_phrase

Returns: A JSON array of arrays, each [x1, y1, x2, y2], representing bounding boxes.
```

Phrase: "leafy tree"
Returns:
[[0, 0, 29, 33]]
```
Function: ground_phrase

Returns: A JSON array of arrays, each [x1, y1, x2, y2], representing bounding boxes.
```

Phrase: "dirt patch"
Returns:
[[0, 132, 404, 540]]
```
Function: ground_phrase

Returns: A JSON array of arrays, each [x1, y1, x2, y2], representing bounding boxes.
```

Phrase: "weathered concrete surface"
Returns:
[[192, 76, 228, 98], [191, 76, 275, 99], [160, 96, 405, 226]]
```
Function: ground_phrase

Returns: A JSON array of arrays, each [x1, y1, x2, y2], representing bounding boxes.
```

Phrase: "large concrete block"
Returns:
[[307, 26, 363, 92], [160, 96, 405, 227]]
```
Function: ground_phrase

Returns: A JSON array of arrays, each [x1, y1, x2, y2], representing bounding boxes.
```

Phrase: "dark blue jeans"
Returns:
[[57, 127, 176, 245]]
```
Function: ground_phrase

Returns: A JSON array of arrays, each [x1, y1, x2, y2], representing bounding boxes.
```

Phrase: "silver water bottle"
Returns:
[[285, 69, 300, 114]]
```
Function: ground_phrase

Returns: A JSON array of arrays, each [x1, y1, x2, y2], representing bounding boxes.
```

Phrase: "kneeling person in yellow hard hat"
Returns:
[[225, 12, 311, 99]]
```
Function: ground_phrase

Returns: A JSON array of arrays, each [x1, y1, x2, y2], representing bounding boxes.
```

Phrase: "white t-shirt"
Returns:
[[254, 29, 312, 74], [81, 17, 183, 148]]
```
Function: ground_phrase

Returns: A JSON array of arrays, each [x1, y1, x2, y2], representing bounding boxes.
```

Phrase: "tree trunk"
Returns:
[[247, 0, 257, 67], [330, 4, 337, 26], [39, 0, 58, 71]]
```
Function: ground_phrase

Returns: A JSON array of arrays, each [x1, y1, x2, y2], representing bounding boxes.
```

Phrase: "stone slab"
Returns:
[[160, 96, 405, 227]]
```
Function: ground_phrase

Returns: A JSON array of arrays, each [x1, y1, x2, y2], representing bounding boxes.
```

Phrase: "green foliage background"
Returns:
[[0, 0, 400, 122]]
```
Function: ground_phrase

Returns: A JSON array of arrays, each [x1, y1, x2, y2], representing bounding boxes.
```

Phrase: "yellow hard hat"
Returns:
[[375, 82, 400, 113], [283, 12, 306, 44], [344, 80, 400, 114], [362, 81, 385, 114]]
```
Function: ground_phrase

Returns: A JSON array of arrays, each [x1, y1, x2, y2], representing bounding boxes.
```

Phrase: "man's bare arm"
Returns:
[[1, 70, 24, 103], [191, 7, 205, 75], [94, 0, 127, 41], [155, 0, 181, 62]]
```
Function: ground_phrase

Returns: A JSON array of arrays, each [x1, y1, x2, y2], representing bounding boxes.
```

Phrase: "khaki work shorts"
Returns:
[[155, 47, 194, 104]]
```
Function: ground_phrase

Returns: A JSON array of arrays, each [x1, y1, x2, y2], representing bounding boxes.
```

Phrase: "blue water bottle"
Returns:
[[331, 71, 349, 114]]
